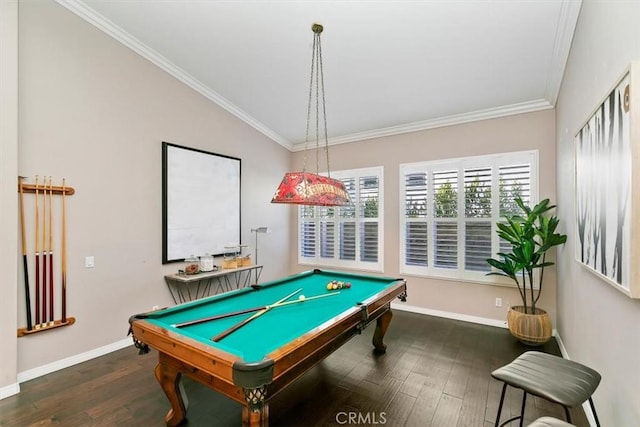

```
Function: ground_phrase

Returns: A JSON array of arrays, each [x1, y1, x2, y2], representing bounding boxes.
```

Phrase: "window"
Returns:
[[400, 151, 537, 283], [299, 167, 383, 272]]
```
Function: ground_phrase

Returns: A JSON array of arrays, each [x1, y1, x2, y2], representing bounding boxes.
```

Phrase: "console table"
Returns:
[[164, 265, 263, 304]]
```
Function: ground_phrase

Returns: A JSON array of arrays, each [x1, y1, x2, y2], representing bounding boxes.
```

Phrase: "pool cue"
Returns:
[[174, 306, 270, 328], [42, 176, 48, 325], [175, 291, 339, 328], [61, 178, 67, 323], [19, 177, 33, 331], [34, 175, 41, 327], [48, 177, 54, 324], [265, 292, 338, 308], [211, 288, 302, 342]]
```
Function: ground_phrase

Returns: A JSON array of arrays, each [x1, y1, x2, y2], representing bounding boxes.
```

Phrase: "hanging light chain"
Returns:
[[302, 23, 331, 178], [315, 30, 321, 174], [302, 27, 318, 174], [317, 30, 331, 179]]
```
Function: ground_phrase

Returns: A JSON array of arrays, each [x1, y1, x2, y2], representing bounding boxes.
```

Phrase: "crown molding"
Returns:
[[292, 99, 554, 151], [55, 0, 564, 154], [54, 0, 293, 150], [544, 0, 582, 105]]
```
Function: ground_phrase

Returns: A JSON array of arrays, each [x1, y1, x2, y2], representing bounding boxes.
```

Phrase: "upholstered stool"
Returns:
[[491, 351, 600, 427], [528, 416, 574, 427]]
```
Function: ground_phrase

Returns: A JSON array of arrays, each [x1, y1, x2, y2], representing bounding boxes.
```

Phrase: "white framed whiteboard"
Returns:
[[162, 142, 241, 264]]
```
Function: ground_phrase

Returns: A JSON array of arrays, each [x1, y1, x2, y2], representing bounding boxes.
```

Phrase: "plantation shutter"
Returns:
[[404, 172, 428, 266], [464, 167, 492, 272], [499, 163, 532, 253], [399, 150, 537, 284], [433, 170, 458, 269], [359, 175, 379, 262], [300, 205, 316, 258], [499, 164, 532, 216], [339, 178, 356, 260], [297, 167, 382, 271], [318, 207, 335, 259]]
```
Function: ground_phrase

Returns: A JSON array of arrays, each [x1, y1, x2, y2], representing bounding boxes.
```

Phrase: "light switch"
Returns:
[[85, 256, 95, 268]]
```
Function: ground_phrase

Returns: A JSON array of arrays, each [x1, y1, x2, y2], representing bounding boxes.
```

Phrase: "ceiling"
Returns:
[[56, 0, 582, 151]]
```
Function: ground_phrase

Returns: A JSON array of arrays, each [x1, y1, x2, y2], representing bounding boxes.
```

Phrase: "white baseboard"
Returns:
[[554, 331, 569, 358], [16, 337, 133, 384], [391, 302, 509, 329], [0, 382, 20, 400]]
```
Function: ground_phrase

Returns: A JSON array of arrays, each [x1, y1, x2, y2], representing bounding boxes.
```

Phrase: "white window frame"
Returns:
[[399, 150, 538, 285], [298, 166, 384, 272]]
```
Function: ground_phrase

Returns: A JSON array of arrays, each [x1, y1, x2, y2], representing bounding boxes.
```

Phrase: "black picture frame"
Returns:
[[162, 142, 241, 264]]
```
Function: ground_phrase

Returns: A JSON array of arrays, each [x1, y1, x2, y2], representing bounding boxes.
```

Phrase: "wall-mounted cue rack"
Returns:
[[17, 176, 76, 337], [19, 183, 75, 196]]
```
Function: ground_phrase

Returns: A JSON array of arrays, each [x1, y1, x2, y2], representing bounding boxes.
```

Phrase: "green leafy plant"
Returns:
[[486, 198, 567, 314]]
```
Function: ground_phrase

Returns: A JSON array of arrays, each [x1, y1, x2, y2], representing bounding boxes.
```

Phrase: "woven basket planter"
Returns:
[[507, 305, 552, 346]]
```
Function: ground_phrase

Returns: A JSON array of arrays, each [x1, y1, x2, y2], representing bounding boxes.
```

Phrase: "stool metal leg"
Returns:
[[519, 391, 527, 427], [495, 383, 508, 427], [495, 383, 527, 427], [589, 397, 601, 427]]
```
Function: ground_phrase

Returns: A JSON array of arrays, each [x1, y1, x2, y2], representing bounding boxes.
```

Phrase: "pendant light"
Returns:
[[271, 23, 351, 206]]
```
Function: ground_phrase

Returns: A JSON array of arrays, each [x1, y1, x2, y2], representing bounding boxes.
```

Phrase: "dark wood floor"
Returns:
[[0, 310, 589, 427]]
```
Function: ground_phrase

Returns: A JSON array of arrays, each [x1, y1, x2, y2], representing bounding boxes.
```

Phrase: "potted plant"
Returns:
[[486, 198, 567, 345]]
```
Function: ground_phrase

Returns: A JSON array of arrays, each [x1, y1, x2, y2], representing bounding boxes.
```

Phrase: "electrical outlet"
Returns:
[[495, 297, 502, 307]]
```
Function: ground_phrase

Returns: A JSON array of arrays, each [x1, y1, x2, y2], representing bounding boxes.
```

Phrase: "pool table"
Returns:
[[129, 269, 407, 426]]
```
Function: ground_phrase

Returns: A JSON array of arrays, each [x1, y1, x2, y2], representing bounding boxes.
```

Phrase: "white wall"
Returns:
[[0, 0, 20, 398], [0, 0, 291, 387], [556, 1, 640, 425]]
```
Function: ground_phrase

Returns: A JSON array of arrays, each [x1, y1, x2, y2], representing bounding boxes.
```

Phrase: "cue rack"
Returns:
[[17, 176, 76, 337]]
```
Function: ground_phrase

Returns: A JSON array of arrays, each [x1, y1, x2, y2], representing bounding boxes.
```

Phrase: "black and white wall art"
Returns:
[[575, 63, 640, 298]]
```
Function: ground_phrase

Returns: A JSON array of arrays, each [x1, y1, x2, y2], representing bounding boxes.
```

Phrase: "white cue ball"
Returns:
[[298, 295, 306, 301]]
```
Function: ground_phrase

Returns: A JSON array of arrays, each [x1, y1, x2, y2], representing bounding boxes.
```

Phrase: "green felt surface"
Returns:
[[146, 270, 399, 363]]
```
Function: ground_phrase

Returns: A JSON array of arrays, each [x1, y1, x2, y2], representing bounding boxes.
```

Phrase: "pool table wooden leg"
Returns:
[[242, 386, 268, 426], [155, 361, 187, 427], [372, 309, 392, 353]]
